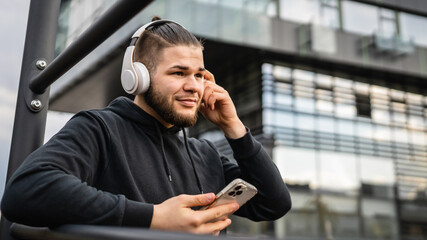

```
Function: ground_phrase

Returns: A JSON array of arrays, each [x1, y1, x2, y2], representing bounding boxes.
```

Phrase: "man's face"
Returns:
[[144, 45, 205, 127]]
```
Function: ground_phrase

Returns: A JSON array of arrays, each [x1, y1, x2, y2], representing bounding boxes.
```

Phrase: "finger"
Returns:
[[206, 91, 230, 111], [195, 218, 232, 235], [203, 69, 215, 84], [199, 202, 239, 223], [202, 85, 215, 107], [180, 193, 215, 208]]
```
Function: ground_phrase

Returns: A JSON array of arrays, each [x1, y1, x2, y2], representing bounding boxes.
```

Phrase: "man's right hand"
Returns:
[[150, 193, 239, 235]]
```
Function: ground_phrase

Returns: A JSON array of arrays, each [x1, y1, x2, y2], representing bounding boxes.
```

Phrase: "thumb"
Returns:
[[183, 193, 215, 208]]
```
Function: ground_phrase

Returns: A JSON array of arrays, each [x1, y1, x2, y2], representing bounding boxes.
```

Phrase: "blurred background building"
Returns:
[[47, 0, 427, 239]]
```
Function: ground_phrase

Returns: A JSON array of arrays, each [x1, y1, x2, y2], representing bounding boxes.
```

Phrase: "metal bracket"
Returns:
[[24, 58, 50, 112]]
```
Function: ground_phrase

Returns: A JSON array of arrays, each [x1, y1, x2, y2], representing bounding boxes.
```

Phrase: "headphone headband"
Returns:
[[131, 19, 180, 39], [121, 19, 183, 95]]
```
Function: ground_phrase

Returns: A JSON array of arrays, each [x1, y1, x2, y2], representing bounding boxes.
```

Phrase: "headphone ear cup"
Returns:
[[133, 62, 150, 94]]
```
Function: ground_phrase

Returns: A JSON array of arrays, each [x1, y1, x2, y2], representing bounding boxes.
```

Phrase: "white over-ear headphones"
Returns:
[[121, 19, 180, 95]]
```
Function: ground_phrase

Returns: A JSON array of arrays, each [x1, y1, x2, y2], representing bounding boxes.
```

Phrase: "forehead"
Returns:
[[158, 45, 204, 69]]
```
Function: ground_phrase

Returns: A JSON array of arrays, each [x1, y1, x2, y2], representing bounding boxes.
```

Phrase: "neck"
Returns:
[[134, 95, 174, 128]]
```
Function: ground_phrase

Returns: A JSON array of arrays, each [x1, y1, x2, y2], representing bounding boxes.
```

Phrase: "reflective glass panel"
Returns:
[[319, 150, 358, 194], [274, 146, 317, 188], [360, 156, 395, 189], [294, 69, 315, 82], [393, 127, 409, 143], [372, 109, 391, 124], [319, 2, 340, 28], [274, 111, 294, 128], [261, 63, 273, 75], [282, 192, 318, 237], [400, 13, 427, 47], [296, 114, 315, 131], [379, 8, 397, 37], [319, 195, 359, 237], [337, 119, 355, 136], [262, 91, 274, 106], [245, 0, 277, 16], [263, 108, 274, 126], [357, 121, 373, 139], [316, 100, 334, 113], [317, 116, 335, 134], [316, 74, 333, 89], [362, 199, 398, 239], [374, 125, 392, 142], [409, 129, 426, 146], [342, 0, 378, 35], [280, 0, 339, 28], [273, 65, 292, 80], [279, 0, 319, 24], [275, 94, 293, 106], [408, 116, 424, 130], [336, 104, 356, 119], [295, 97, 315, 113]]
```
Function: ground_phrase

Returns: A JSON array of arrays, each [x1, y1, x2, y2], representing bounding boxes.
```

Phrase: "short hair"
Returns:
[[134, 16, 203, 75]]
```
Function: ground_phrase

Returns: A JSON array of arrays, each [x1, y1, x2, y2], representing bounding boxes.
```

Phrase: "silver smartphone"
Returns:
[[200, 178, 258, 210]]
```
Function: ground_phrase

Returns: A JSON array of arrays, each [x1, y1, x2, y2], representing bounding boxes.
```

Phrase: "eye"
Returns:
[[195, 73, 203, 80], [173, 72, 184, 76]]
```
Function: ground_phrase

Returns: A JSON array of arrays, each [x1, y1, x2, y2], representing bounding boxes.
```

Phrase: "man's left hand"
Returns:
[[199, 70, 246, 139]]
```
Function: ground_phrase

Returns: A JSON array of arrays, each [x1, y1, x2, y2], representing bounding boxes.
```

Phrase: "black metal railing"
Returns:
[[10, 223, 238, 240]]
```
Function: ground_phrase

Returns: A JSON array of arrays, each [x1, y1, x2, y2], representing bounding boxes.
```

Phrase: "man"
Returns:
[[1, 18, 291, 235]]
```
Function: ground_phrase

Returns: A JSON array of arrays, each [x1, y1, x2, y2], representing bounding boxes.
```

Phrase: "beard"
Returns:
[[144, 85, 199, 128]]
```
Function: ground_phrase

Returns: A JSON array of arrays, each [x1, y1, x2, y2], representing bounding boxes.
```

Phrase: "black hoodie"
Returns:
[[1, 97, 291, 228]]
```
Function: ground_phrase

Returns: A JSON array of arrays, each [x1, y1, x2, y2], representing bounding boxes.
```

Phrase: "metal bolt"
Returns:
[[30, 99, 43, 110], [35, 60, 47, 70]]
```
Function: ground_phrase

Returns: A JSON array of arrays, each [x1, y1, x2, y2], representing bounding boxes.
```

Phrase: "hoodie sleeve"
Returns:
[[1, 111, 153, 228], [221, 128, 292, 221]]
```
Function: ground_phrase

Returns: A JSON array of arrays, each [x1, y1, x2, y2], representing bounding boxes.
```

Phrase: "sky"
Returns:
[[0, 1, 72, 198]]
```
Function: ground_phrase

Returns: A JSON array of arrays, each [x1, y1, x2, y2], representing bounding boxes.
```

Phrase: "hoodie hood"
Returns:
[[106, 96, 181, 135]]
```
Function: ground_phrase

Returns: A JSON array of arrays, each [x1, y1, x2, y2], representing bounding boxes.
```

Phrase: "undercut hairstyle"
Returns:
[[134, 16, 203, 76]]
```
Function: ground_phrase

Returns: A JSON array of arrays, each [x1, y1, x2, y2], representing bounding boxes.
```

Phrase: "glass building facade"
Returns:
[[52, 0, 427, 239], [260, 63, 426, 239]]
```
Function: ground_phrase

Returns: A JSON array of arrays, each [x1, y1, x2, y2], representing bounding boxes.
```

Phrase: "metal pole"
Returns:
[[29, 0, 153, 94], [0, 1, 60, 239]]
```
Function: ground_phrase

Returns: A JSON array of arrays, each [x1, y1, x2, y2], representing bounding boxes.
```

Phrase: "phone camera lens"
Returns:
[[236, 190, 243, 195], [228, 191, 236, 196], [235, 185, 242, 191]]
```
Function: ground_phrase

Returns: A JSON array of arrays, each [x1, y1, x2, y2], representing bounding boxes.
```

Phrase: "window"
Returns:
[[282, 191, 319, 237], [317, 116, 335, 133], [356, 93, 371, 118], [362, 199, 398, 239], [378, 8, 397, 37], [319, 195, 360, 238], [342, 0, 378, 35], [296, 114, 315, 131], [400, 13, 427, 47], [273, 65, 292, 81], [319, 150, 358, 194], [274, 146, 317, 188], [280, 0, 320, 24], [280, 0, 340, 28], [318, 0, 340, 28], [360, 156, 395, 192]]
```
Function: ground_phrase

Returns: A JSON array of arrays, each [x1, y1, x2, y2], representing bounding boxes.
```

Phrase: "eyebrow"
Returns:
[[170, 65, 205, 72]]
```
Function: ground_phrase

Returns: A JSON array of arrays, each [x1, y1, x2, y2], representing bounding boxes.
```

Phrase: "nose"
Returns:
[[183, 75, 203, 93]]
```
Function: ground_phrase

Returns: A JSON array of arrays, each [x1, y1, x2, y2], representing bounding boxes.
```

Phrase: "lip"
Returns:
[[176, 97, 198, 107]]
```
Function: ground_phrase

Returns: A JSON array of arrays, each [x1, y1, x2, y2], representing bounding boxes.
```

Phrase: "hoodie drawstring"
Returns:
[[152, 121, 204, 194], [182, 128, 204, 194], [153, 121, 172, 182]]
